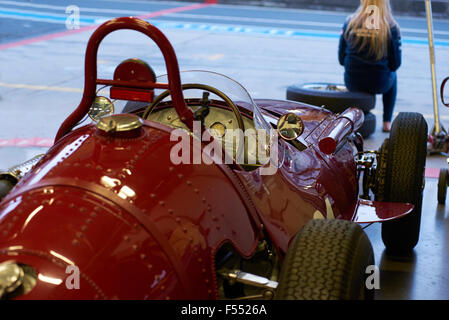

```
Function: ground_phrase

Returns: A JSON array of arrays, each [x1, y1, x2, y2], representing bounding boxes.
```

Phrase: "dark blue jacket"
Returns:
[[338, 18, 402, 76]]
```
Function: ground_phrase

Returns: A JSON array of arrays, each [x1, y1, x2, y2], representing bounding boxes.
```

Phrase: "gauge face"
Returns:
[[210, 122, 227, 138], [277, 113, 304, 141], [88, 96, 115, 122]]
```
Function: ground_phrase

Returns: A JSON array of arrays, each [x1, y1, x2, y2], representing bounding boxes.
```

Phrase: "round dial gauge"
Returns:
[[88, 96, 115, 122]]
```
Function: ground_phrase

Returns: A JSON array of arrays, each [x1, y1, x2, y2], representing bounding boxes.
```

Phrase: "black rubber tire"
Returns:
[[357, 112, 376, 138], [380, 112, 428, 255], [275, 219, 374, 300], [438, 168, 448, 205], [286, 83, 376, 114]]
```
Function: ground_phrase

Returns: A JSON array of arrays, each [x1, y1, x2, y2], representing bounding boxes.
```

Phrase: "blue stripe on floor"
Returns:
[[2, 8, 449, 47]]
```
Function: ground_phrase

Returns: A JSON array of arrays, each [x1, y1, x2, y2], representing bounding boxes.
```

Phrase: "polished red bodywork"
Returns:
[[0, 17, 413, 299]]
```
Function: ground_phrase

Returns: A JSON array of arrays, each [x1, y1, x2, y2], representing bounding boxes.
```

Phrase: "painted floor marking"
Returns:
[[0, 0, 148, 15], [426, 167, 441, 179], [0, 138, 53, 147], [0, 82, 83, 93], [2, 82, 449, 121], [165, 12, 449, 37], [1, 7, 449, 48], [0, 2, 214, 51]]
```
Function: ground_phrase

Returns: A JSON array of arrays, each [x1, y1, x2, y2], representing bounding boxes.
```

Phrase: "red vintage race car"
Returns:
[[0, 17, 427, 300]]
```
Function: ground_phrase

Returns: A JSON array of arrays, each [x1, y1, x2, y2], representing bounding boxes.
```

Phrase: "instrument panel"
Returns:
[[145, 104, 266, 167]]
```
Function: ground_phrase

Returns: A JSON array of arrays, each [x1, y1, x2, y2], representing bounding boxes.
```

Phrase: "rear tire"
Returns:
[[286, 83, 375, 114], [438, 168, 448, 205], [379, 112, 428, 255], [275, 219, 374, 300]]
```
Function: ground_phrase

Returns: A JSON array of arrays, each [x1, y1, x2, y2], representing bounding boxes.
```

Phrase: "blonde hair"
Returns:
[[345, 0, 398, 61]]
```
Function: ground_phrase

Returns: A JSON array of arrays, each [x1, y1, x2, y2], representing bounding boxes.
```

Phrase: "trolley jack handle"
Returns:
[[425, 0, 443, 134], [425, 0, 449, 154]]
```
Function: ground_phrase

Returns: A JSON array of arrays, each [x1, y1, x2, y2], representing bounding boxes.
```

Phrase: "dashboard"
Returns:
[[145, 102, 266, 168]]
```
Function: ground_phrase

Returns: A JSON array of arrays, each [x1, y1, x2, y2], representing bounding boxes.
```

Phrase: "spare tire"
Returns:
[[286, 83, 375, 114]]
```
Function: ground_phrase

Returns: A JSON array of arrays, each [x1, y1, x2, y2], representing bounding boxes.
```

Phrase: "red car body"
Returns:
[[0, 17, 413, 300]]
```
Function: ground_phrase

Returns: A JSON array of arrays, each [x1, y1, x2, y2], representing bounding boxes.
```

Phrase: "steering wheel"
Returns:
[[143, 83, 246, 163]]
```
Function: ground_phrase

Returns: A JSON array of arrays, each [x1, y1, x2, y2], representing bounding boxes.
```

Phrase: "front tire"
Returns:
[[275, 219, 374, 300], [379, 112, 428, 255]]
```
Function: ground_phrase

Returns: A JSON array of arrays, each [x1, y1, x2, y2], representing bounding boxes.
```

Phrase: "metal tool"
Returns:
[[425, 0, 449, 154]]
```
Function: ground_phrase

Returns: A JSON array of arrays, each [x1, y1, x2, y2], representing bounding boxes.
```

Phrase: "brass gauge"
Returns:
[[210, 122, 227, 138], [277, 113, 304, 141], [88, 96, 115, 122]]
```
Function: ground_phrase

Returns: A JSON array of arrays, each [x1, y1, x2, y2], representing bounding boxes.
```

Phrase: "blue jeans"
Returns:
[[344, 71, 397, 122]]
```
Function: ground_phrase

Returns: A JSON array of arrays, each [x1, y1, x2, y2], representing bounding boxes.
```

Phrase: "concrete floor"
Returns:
[[364, 173, 449, 300], [0, 0, 449, 300]]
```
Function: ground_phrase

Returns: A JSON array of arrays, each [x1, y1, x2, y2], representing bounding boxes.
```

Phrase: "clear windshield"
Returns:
[[151, 70, 282, 172], [154, 70, 272, 133]]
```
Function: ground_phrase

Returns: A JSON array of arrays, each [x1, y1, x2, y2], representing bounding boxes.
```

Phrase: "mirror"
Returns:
[[442, 77, 449, 107], [88, 96, 114, 121], [277, 113, 304, 141]]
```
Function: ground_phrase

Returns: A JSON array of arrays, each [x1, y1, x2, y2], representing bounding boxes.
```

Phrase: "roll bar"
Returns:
[[55, 17, 194, 142]]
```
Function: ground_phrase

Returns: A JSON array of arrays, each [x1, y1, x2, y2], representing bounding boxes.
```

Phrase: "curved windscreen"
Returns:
[[151, 70, 282, 173], [154, 70, 272, 133]]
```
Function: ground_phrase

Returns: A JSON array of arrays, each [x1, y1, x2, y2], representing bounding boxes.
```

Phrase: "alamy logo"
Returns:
[[366, 265, 380, 290], [169, 121, 279, 175], [65, 5, 80, 30], [65, 265, 80, 290], [365, 5, 380, 30]]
